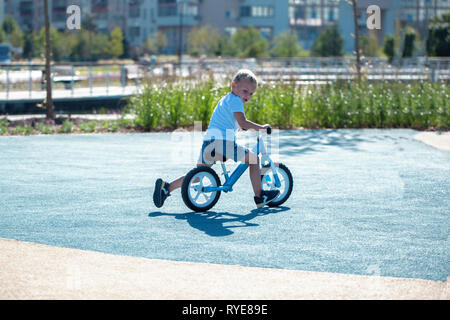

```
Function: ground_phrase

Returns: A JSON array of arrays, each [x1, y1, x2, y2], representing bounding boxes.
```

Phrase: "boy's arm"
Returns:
[[234, 112, 269, 131]]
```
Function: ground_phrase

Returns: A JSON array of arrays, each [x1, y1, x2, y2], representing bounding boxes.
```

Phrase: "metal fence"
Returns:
[[1, 57, 449, 100]]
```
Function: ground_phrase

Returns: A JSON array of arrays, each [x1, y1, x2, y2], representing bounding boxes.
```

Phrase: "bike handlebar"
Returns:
[[241, 126, 272, 134]]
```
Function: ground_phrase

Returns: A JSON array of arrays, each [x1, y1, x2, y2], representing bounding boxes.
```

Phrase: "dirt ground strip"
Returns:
[[0, 238, 447, 300]]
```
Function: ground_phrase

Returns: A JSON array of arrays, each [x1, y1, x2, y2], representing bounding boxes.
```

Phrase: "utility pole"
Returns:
[[44, 0, 55, 120], [178, 0, 184, 68], [350, 0, 362, 82]]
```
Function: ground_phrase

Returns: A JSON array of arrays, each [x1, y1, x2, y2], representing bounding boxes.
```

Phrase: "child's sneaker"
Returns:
[[153, 178, 170, 208], [254, 190, 280, 208]]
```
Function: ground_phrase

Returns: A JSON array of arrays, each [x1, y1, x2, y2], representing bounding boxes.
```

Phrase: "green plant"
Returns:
[[402, 27, 417, 58], [78, 120, 97, 133], [0, 119, 8, 135], [383, 35, 395, 64], [36, 121, 56, 134], [59, 119, 74, 133], [426, 13, 450, 57], [103, 120, 119, 132], [123, 80, 449, 131], [311, 25, 344, 57], [13, 123, 33, 135]]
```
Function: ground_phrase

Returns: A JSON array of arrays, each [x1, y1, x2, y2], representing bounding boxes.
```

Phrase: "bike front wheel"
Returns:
[[260, 163, 293, 207], [181, 166, 221, 212]]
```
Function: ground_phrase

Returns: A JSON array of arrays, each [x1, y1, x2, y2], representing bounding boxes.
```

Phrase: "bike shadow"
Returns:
[[148, 206, 291, 237]]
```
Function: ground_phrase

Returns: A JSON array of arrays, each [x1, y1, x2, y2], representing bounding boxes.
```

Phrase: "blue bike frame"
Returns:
[[202, 133, 281, 193]]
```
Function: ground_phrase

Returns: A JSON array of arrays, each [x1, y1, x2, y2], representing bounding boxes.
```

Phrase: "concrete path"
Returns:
[[415, 131, 450, 151], [1, 238, 447, 300]]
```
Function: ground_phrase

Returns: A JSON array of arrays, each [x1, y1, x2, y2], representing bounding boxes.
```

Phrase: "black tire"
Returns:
[[260, 163, 293, 207], [181, 166, 221, 212]]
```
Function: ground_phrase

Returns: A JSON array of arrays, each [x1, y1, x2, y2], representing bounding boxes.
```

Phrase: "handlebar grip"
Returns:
[[266, 126, 272, 135]]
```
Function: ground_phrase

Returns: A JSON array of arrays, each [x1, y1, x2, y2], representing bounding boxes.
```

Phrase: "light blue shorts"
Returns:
[[198, 138, 249, 165]]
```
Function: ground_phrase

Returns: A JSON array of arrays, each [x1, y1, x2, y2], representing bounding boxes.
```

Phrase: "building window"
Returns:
[[240, 6, 274, 17], [92, 0, 108, 12], [225, 27, 237, 36], [129, 0, 141, 18], [293, 7, 305, 19], [158, 0, 177, 16], [129, 26, 141, 38], [19, 1, 33, 17], [240, 6, 251, 17], [180, 3, 198, 16]]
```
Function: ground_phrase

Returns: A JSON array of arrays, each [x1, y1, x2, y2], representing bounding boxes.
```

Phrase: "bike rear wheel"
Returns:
[[181, 166, 221, 212]]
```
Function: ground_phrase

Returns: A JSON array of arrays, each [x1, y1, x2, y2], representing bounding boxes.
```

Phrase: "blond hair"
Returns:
[[232, 69, 258, 86]]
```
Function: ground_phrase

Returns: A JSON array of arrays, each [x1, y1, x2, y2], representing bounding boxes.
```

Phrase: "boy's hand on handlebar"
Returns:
[[262, 124, 272, 135]]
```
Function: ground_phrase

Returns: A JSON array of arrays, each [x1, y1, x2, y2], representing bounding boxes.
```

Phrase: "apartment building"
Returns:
[[339, 0, 450, 53], [237, 0, 289, 40], [0, 0, 4, 27], [2, 0, 449, 55], [289, 0, 340, 49], [156, 0, 200, 54]]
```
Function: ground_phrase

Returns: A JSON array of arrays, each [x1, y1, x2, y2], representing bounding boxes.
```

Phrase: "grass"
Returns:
[[0, 117, 138, 136], [0, 80, 448, 136], [123, 79, 449, 131]]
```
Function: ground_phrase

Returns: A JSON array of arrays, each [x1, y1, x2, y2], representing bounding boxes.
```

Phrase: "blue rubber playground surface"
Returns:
[[0, 129, 449, 281]]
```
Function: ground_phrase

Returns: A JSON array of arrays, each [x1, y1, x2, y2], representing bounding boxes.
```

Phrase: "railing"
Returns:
[[195, 57, 450, 83], [1, 57, 449, 100], [0, 62, 150, 100]]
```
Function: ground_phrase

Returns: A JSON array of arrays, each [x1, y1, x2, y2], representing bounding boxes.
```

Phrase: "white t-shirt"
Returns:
[[204, 92, 244, 141]]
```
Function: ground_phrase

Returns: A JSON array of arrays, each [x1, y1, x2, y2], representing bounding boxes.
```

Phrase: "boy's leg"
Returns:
[[241, 151, 280, 208], [154, 140, 215, 208], [243, 152, 262, 197], [154, 162, 212, 208], [168, 162, 212, 193], [167, 176, 184, 193]]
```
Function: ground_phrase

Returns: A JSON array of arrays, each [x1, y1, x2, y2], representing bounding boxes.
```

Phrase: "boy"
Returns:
[[153, 69, 279, 209]]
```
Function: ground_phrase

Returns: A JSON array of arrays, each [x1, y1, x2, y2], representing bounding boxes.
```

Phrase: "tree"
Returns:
[[108, 27, 124, 59], [232, 27, 269, 58], [22, 32, 35, 59], [0, 29, 5, 43], [143, 32, 167, 55], [271, 31, 308, 57], [402, 27, 417, 58], [1, 15, 24, 52], [215, 34, 237, 57], [186, 26, 220, 57], [426, 13, 450, 57], [81, 14, 98, 33], [92, 33, 110, 60], [349, 0, 362, 82], [70, 30, 91, 61], [311, 25, 344, 57], [383, 34, 395, 64], [1, 15, 19, 38], [36, 27, 73, 61], [43, 0, 54, 120], [360, 34, 379, 57]]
